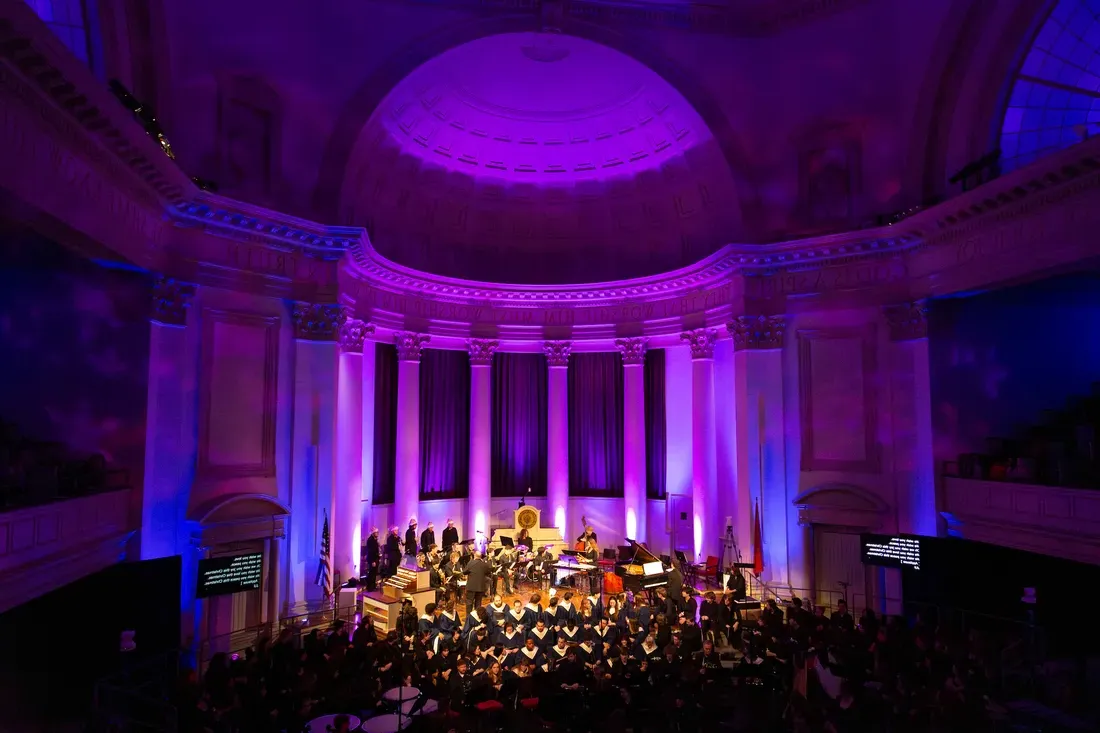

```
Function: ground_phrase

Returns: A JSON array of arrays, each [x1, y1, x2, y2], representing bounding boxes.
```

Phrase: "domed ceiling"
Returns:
[[340, 33, 742, 285]]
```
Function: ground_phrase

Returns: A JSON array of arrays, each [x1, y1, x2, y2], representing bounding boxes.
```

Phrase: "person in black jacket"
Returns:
[[383, 527, 401, 578], [463, 550, 491, 617], [419, 521, 436, 553], [364, 527, 381, 590], [666, 561, 684, 618], [441, 518, 459, 553], [404, 518, 418, 556]]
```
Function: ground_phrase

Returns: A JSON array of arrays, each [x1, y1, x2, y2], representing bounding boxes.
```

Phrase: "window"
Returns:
[[24, 0, 92, 66]]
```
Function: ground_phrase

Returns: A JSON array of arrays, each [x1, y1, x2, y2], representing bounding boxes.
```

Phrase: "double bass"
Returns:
[[574, 515, 590, 552]]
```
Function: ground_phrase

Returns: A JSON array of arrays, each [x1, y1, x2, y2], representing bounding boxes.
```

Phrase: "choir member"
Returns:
[[404, 518, 418, 556], [528, 619, 553, 652], [441, 518, 459, 553], [383, 527, 401, 578], [364, 527, 381, 590], [419, 521, 436, 553]]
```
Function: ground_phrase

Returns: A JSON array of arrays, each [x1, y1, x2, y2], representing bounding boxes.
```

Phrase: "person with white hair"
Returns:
[[364, 527, 381, 590], [404, 517, 419, 556], [383, 526, 401, 578]]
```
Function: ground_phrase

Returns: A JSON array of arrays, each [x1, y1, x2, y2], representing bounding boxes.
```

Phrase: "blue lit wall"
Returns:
[[0, 234, 151, 488], [929, 272, 1100, 462]]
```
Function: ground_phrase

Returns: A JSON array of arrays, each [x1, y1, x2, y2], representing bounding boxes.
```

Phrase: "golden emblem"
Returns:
[[517, 507, 537, 529]]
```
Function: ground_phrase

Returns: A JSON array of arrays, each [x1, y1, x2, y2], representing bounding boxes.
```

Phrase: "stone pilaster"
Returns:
[[728, 315, 786, 351], [150, 276, 195, 327], [884, 301, 929, 341], [292, 302, 346, 341], [680, 328, 720, 359]]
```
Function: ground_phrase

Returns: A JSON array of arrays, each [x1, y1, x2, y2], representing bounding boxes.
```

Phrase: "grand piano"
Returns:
[[614, 539, 670, 600]]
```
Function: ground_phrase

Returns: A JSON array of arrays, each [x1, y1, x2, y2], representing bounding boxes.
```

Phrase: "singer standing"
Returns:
[[420, 521, 436, 553], [441, 518, 459, 553], [364, 527, 381, 590]]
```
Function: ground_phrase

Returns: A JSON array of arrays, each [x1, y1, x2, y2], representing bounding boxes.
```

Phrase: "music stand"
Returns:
[[500, 536, 515, 548]]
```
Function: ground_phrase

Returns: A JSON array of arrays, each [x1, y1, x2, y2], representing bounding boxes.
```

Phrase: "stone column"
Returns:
[[681, 328, 719, 561], [360, 337, 377, 539], [884, 302, 936, 536], [544, 341, 572, 537], [728, 315, 788, 583], [616, 338, 648, 543], [334, 316, 374, 582], [142, 278, 197, 562], [290, 302, 343, 605], [394, 332, 430, 530], [267, 535, 282, 625], [467, 339, 498, 538]]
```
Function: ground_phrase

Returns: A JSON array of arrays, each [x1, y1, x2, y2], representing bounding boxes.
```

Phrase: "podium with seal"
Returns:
[[488, 506, 565, 555]]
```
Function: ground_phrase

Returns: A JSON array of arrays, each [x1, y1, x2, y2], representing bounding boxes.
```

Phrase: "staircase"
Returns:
[[947, 381, 1100, 489]]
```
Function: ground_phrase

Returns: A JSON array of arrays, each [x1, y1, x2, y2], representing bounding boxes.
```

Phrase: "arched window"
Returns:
[[1001, 0, 1100, 172], [23, 0, 101, 73]]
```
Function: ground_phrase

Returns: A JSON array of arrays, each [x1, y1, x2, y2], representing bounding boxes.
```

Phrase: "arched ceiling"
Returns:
[[339, 32, 741, 285], [1001, 0, 1100, 172]]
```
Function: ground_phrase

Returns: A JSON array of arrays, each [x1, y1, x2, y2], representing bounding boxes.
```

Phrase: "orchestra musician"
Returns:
[[515, 526, 531, 548], [493, 547, 516, 596], [441, 518, 459, 553], [726, 568, 747, 621], [583, 538, 600, 594], [576, 516, 597, 548]]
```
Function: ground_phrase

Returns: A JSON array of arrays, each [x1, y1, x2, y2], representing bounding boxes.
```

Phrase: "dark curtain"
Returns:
[[645, 348, 667, 499], [419, 349, 471, 499], [372, 343, 397, 504], [491, 353, 548, 497], [568, 352, 624, 497]]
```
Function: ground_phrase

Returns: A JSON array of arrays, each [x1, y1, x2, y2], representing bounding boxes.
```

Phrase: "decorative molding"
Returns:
[[727, 315, 786, 351], [150, 277, 195, 327], [680, 328, 720, 360], [543, 340, 573, 368], [292, 302, 346, 341], [614, 337, 648, 366], [173, 199, 355, 260], [198, 310, 280, 481], [394, 332, 431, 362], [339, 318, 375, 353], [883, 301, 928, 341], [797, 327, 879, 474], [466, 338, 499, 366]]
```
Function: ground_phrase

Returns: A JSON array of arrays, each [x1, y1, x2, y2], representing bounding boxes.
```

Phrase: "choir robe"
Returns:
[[418, 614, 438, 645], [556, 602, 576, 626], [575, 641, 598, 668], [517, 645, 544, 670], [600, 656, 625, 683], [633, 641, 662, 664], [585, 595, 604, 619], [523, 603, 542, 629], [557, 625, 582, 644], [542, 606, 562, 628], [462, 609, 488, 640], [527, 626, 553, 652], [485, 601, 508, 631], [438, 610, 458, 637], [506, 608, 529, 634], [547, 643, 571, 667], [593, 624, 618, 648], [500, 629, 524, 651]]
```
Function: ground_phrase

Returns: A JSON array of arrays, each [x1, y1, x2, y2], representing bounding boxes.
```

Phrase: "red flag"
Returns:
[[752, 500, 765, 576]]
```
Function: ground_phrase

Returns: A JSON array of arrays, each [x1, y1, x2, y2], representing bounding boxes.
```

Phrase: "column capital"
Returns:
[[339, 318, 375, 353], [292, 302, 346, 341], [394, 331, 431, 362], [727, 315, 786, 351], [150, 276, 195, 327], [614, 337, 648, 365], [543, 340, 572, 368], [466, 338, 499, 366], [884, 300, 928, 341], [680, 328, 720, 360]]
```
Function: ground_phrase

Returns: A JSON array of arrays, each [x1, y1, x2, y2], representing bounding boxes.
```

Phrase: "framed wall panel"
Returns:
[[198, 309, 280, 479], [798, 326, 879, 473]]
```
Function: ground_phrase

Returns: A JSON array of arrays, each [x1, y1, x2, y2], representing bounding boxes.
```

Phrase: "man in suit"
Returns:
[[666, 560, 684, 619], [463, 550, 491, 617], [364, 527, 381, 590], [441, 518, 459, 553], [419, 521, 436, 553]]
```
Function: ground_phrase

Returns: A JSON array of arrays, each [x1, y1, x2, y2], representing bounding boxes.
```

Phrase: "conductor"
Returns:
[[462, 550, 491, 616]]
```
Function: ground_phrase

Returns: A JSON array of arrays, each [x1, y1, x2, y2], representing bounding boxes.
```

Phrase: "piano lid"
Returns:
[[622, 539, 660, 565]]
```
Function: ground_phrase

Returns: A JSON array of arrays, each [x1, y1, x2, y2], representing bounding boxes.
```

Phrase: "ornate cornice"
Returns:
[[150, 277, 195, 327], [543, 340, 573, 368], [615, 337, 648, 366], [292, 302, 346, 341], [339, 318, 375, 353], [728, 315, 786, 351], [883, 301, 928, 341], [394, 332, 431, 362], [680, 328, 720, 360], [466, 338, 499, 366]]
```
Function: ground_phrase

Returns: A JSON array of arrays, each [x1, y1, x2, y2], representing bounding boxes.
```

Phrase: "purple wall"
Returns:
[[0, 234, 151, 487], [929, 273, 1100, 462]]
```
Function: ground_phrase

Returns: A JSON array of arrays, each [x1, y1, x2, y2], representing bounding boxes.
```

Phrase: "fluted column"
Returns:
[[616, 338, 648, 542], [394, 332, 430, 531], [729, 315, 788, 583], [681, 328, 719, 562], [544, 341, 572, 538], [884, 302, 936, 536], [334, 316, 374, 581], [467, 339, 498, 539]]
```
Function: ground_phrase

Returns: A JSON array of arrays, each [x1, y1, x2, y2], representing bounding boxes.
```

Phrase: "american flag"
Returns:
[[315, 511, 331, 598]]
